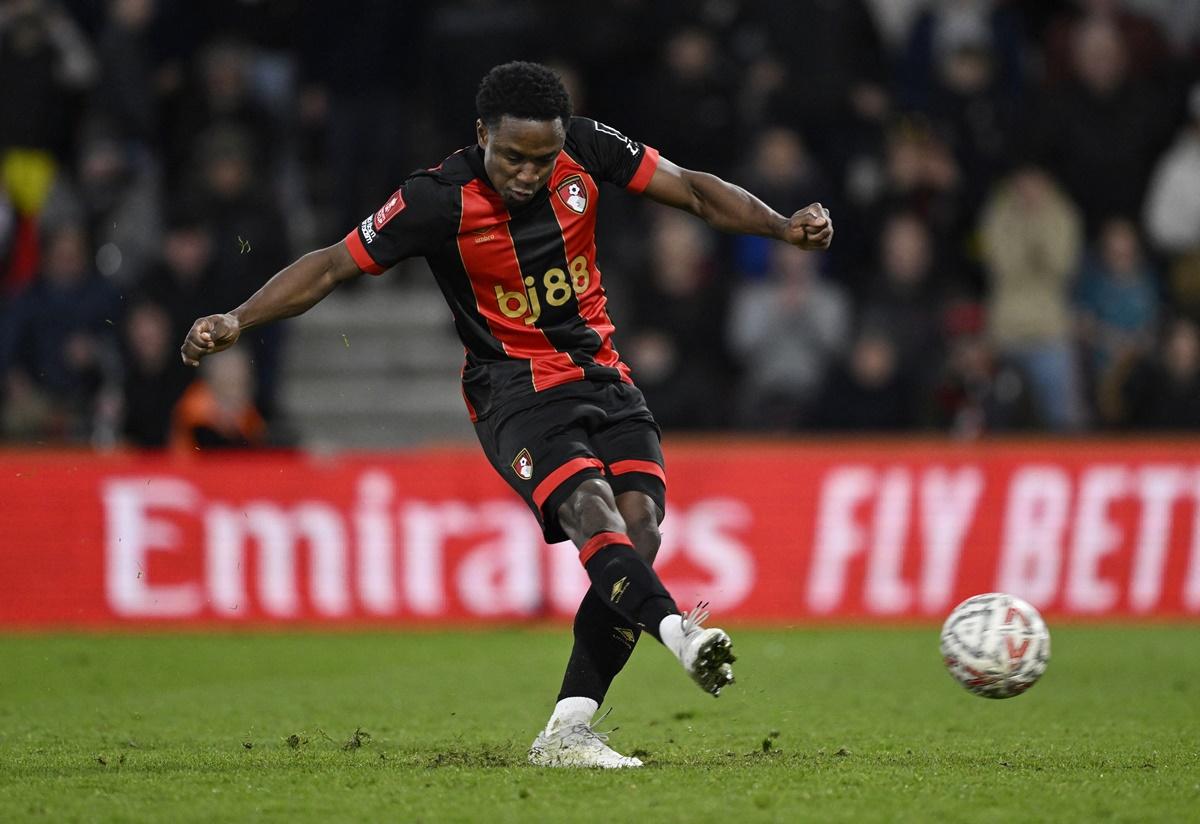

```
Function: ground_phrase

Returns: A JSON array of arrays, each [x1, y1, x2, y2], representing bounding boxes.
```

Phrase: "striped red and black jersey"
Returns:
[[343, 117, 660, 421]]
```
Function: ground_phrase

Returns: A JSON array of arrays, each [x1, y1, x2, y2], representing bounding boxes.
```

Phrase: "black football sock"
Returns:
[[556, 588, 642, 704], [578, 532, 678, 642]]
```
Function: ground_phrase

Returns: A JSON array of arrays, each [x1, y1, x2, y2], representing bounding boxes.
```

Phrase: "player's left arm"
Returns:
[[641, 157, 832, 250]]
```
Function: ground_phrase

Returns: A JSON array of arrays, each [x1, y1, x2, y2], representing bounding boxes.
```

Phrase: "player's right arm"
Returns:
[[179, 241, 360, 367]]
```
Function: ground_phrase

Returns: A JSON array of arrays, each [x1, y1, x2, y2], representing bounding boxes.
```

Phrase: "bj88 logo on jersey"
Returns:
[[494, 255, 593, 325]]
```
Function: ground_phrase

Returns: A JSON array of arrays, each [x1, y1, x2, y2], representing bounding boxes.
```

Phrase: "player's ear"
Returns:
[[476, 119, 488, 149]]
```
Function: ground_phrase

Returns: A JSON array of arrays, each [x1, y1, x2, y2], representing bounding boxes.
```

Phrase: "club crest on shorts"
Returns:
[[511, 448, 534, 481], [556, 175, 588, 214]]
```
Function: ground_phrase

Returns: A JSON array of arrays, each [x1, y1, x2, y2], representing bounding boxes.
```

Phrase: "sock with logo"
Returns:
[[578, 531, 678, 643], [556, 588, 642, 704]]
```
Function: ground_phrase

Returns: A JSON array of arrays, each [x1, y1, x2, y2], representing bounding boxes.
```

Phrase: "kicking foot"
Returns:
[[528, 716, 643, 768], [671, 602, 736, 697]]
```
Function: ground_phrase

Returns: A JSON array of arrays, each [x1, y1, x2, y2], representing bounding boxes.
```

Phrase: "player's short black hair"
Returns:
[[476, 61, 572, 129]]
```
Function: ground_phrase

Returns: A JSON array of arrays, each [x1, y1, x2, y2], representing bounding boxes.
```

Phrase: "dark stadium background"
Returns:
[[3, 0, 1200, 448]]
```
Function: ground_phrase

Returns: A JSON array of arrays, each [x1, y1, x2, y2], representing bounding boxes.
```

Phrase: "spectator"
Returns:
[[138, 204, 220, 339], [858, 211, 946, 382], [925, 36, 1019, 215], [119, 298, 188, 446], [72, 119, 163, 285], [1029, 16, 1171, 230], [1119, 316, 1200, 430], [91, 0, 161, 143], [1074, 217, 1159, 420], [898, 0, 1026, 112], [1041, 0, 1171, 88], [636, 27, 737, 175], [979, 165, 1086, 430], [728, 243, 850, 429], [812, 326, 918, 432], [752, 0, 887, 172], [166, 38, 279, 189], [1144, 82, 1200, 317], [0, 0, 98, 159], [849, 119, 968, 296], [927, 313, 1037, 438], [171, 346, 265, 451], [624, 211, 731, 430], [0, 222, 122, 442]]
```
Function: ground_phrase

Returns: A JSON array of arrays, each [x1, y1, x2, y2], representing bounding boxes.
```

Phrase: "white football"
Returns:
[[940, 592, 1050, 699]]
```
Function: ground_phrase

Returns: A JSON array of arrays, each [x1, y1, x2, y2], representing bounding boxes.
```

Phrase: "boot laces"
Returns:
[[681, 601, 711, 634], [567, 707, 618, 747]]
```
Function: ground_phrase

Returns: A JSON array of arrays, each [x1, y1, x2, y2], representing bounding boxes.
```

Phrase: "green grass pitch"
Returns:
[[0, 626, 1196, 822]]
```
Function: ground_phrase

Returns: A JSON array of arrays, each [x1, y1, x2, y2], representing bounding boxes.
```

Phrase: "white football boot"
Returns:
[[528, 713, 643, 768], [672, 602, 736, 696]]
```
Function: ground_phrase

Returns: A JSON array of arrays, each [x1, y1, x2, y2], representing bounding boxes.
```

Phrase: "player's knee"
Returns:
[[616, 492, 663, 564], [558, 478, 626, 540], [628, 519, 662, 565]]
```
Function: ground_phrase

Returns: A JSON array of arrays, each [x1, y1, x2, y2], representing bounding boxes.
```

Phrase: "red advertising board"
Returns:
[[2, 441, 1200, 626]]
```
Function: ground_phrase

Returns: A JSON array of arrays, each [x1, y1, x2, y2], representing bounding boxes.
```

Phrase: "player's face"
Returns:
[[477, 116, 566, 207]]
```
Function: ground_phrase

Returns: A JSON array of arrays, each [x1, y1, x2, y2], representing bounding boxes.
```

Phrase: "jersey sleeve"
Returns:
[[566, 117, 660, 193], [343, 174, 455, 274]]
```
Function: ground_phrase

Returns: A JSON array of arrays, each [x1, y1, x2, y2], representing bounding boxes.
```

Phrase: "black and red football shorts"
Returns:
[[473, 380, 666, 544]]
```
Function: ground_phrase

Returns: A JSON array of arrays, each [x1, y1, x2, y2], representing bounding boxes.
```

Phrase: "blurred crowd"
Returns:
[[3, 0, 1200, 449]]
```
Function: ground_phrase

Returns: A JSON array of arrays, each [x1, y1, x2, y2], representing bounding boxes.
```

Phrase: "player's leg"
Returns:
[[556, 480, 736, 698], [549, 491, 662, 704], [581, 386, 735, 696], [553, 490, 660, 700], [528, 481, 652, 768], [530, 475, 735, 767], [549, 488, 659, 719], [556, 479, 676, 639], [472, 389, 649, 767]]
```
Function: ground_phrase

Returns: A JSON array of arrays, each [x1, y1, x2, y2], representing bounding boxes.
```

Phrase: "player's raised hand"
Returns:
[[180, 313, 241, 367], [783, 202, 833, 250]]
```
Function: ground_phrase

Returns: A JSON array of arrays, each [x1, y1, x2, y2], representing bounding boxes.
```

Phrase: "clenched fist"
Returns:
[[781, 202, 833, 251], [180, 313, 241, 367]]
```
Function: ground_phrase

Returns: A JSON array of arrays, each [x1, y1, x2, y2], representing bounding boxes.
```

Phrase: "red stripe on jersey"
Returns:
[[457, 180, 583, 392], [608, 459, 666, 483], [547, 158, 632, 382], [456, 182, 523, 359], [530, 350, 585, 391], [533, 456, 605, 509], [626, 146, 661, 193], [344, 229, 385, 275]]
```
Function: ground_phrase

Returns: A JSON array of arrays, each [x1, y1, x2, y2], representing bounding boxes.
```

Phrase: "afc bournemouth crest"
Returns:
[[556, 175, 588, 214], [512, 448, 534, 481]]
